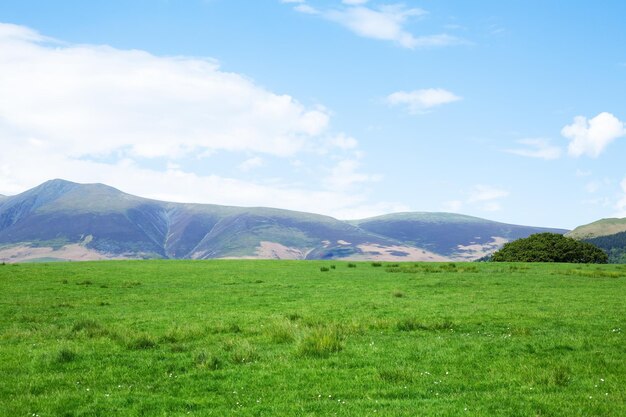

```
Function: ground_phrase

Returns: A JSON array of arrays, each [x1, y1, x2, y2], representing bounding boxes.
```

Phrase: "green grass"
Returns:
[[0, 260, 624, 416]]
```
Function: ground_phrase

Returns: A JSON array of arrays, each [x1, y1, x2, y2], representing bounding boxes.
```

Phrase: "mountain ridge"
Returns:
[[0, 179, 568, 263]]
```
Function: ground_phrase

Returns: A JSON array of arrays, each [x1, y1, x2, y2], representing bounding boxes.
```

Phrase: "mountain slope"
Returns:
[[351, 212, 568, 260], [0, 180, 569, 262], [0, 180, 412, 262], [567, 217, 626, 263], [583, 231, 626, 263], [566, 218, 626, 240]]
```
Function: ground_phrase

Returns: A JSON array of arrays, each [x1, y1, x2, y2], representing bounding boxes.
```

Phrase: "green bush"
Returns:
[[491, 233, 608, 263]]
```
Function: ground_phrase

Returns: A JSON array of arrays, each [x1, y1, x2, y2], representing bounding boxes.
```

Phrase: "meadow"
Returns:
[[0, 260, 624, 416]]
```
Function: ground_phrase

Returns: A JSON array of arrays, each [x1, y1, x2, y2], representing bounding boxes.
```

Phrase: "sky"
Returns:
[[0, 0, 625, 229]]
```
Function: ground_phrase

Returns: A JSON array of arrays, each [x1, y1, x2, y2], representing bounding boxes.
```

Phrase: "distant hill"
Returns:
[[567, 218, 626, 240], [567, 218, 626, 263], [0, 179, 569, 263], [350, 212, 567, 260]]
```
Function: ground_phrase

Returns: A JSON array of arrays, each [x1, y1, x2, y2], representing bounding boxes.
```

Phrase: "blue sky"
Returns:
[[0, 0, 625, 229]]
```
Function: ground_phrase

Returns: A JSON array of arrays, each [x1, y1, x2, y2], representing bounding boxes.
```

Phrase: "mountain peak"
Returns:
[[0, 179, 570, 263]]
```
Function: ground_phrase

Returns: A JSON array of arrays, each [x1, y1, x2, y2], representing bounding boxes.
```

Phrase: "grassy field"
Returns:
[[0, 260, 624, 416]]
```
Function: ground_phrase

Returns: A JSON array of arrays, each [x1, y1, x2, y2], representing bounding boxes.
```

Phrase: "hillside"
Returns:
[[566, 218, 626, 263], [567, 218, 626, 239], [0, 179, 568, 262], [583, 231, 626, 263], [351, 212, 568, 260]]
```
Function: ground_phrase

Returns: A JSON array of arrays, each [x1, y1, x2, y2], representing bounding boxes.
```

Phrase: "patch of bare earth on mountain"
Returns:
[[452, 236, 508, 261], [0, 244, 132, 263], [349, 244, 450, 262], [254, 241, 311, 260]]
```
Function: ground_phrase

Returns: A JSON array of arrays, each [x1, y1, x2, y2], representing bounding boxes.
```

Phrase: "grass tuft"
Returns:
[[552, 366, 572, 386], [296, 325, 344, 358], [195, 351, 222, 370], [397, 318, 454, 332], [55, 347, 77, 364], [223, 339, 258, 364], [286, 312, 302, 321], [127, 335, 157, 350], [266, 319, 298, 344], [378, 368, 413, 383], [70, 319, 110, 338]]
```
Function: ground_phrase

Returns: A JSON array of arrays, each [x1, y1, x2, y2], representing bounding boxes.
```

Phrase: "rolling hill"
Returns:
[[566, 218, 626, 240], [351, 212, 568, 260], [567, 218, 626, 263], [0, 179, 568, 262]]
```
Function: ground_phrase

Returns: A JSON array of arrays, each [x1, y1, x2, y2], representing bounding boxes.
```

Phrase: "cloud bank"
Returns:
[[0, 22, 401, 219]]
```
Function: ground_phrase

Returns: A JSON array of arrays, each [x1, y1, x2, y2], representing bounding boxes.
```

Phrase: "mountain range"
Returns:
[[0, 179, 570, 263]]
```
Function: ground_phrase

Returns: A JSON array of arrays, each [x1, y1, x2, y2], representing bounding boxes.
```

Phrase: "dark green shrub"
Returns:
[[492, 233, 608, 263]]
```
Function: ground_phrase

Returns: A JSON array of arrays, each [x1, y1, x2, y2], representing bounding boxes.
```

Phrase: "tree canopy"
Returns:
[[491, 233, 608, 263], [584, 231, 626, 264]]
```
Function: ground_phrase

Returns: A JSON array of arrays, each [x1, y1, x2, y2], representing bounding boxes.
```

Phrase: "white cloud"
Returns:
[[289, 3, 464, 49], [505, 138, 562, 160], [562, 112, 625, 158], [325, 133, 358, 150], [0, 22, 401, 220], [0, 22, 330, 160], [441, 184, 509, 213], [238, 156, 264, 172], [387, 88, 461, 114], [0, 139, 401, 220], [324, 159, 381, 190], [467, 185, 509, 203], [295, 4, 319, 14]]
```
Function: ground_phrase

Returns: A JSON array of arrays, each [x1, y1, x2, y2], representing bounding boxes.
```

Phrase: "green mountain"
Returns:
[[566, 218, 626, 263], [566, 218, 626, 240], [0, 179, 568, 262]]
